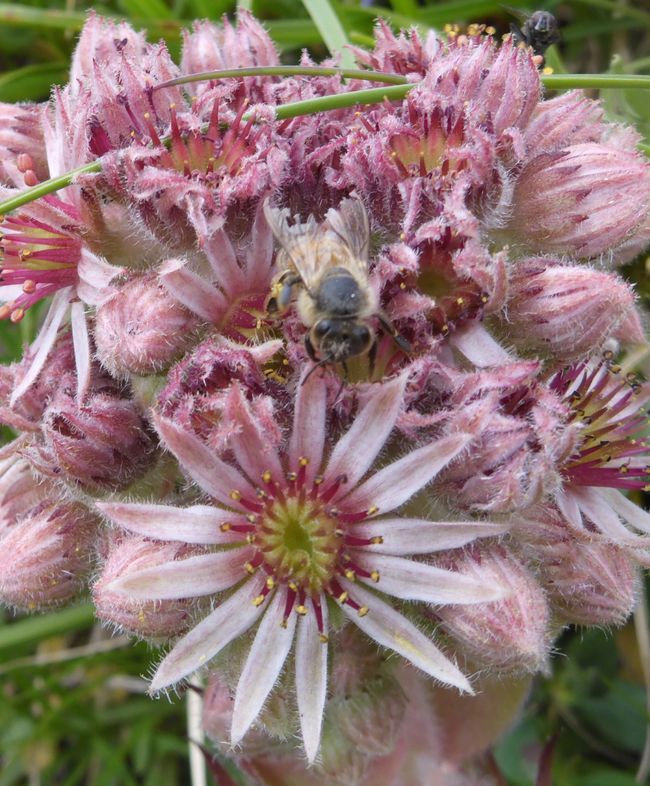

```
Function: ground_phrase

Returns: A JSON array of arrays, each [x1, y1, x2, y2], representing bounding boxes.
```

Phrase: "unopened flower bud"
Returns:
[[95, 273, 200, 377], [520, 508, 638, 626], [523, 91, 605, 153], [505, 142, 650, 263], [0, 497, 98, 610], [93, 534, 199, 638], [434, 545, 550, 673], [30, 385, 155, 492], [503, 258, 645, 360]]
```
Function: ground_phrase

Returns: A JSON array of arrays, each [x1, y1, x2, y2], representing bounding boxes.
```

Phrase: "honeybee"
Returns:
[[508, 9, 559, 60], [263, 196, 411, 374]]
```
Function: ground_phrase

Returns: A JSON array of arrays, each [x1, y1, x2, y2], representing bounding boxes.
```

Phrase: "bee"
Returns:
[[508, 9, 559, 61], [263, 196, 411, 376]]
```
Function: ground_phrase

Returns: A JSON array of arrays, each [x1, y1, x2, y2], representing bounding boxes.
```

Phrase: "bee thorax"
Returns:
[[314, 270, 366, 317]]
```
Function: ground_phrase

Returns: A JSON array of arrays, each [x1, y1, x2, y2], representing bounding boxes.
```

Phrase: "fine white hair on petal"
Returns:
[[326, 372, 407, 490], [352, 519, 508, 555], [231, 588, 297, 746], [96, 501, 242, 545], [341, 433, 471, 515], [70, 300, 90, 403], [153, 414, 256, 506], [288, 368, 327, 483], [450, 322, 511, 368], [295, 594, 328, 763], [150, 577, 266, 693], [160, 257, 228, 323], [600, 487, 650, 534], [338, 579, 472, 693], [107, 548, 250, 601], [354, 552, 507, 604]]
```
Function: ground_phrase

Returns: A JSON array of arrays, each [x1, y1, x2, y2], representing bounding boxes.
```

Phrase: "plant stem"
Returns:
[[635, 587, 650, 783]]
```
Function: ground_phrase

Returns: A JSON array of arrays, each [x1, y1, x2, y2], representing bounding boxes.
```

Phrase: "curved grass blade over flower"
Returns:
[[98, 374, 506, 759]]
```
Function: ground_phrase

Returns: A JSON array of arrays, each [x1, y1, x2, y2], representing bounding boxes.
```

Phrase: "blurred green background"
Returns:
[[0, 1, 649, 784]]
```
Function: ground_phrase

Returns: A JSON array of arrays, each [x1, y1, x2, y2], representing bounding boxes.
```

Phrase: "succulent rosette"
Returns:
[[0, 10, 649, 784]]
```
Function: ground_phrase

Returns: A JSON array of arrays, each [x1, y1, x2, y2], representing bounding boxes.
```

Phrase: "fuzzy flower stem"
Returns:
[[155, 65, 410, 89], [542, 74, 650, 89], [0, 161, 101, 214]]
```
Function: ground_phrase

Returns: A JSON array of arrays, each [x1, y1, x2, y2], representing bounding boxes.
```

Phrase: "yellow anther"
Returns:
[[245, 562, 256, 574], [366, 505, 379, 516], [296, 605, 308, 615], [266, 577, 276, 589], [338, 591, 349, 603], [456, 297, 465, 306], [246, 534, 255, 545], [314, 475, 324, 485], [143, 112, 150, 119], [486, 26, 496, 35], [247, 514, 257, 523], [345, 570, 356, 580], [299, 456, 309, 467], [281, 619, 288, 629], [370, 536, 384, 545], [319, 633, 329, 643], [400, 282, 406, 290], [230, 490, 241, 501], [253, 595, 266, 606], [286, 471, 297, 482], [542, 66, 554, 75], [288, 581, 298, 591], [220, 523, 231, 532], [358, 606, 369, 617], [370, 571, 380, 583], [262, 470, 272, 483]]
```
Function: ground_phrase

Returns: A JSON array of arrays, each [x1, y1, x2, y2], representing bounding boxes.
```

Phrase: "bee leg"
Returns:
[[368, 340, 377, 378], [304, 335, 318, 363], [377, 312, 412, 354]]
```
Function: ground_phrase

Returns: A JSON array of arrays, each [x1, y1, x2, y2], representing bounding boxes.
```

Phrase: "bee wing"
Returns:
[[264, 198, 324, 289], [325, 197, 370, 273]]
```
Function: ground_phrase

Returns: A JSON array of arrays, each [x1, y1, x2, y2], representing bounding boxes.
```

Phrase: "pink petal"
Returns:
[[154, 414, 255, 506], [226, 384, 283, 484], [353, 553, 506, 604], [342, 433, 471, 515], [77, 249, 122, 304], [70, 301, 90, 403], [450, 323, 511, 367], [599, 488, 650, 535], [96, 501, 242, 545], [160, 257, 226, 322], [573, 486, 650, 545], [326, 374, 407, 492], [231, 588, 297, 745], [149, 577, 266, 692], [11, 288, 70, 405], [204, 229, 246, 294], [288, 368, 327, 483], [352, 518, 508, 555], [108, 548, 250, 600], [295, 593, 328, 763], [338, 579, 472, 692]]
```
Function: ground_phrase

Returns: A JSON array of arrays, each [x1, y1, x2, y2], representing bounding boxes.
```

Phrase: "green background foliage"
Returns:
[[0, 0, 649, 783]]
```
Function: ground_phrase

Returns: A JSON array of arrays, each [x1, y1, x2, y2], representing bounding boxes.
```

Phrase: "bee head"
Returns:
[[311, 318, 373, 363]]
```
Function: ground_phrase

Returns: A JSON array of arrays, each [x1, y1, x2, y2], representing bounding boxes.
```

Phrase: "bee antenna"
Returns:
[[302, 358, 330, 385]]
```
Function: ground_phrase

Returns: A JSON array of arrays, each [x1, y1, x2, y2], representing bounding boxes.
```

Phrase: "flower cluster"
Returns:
[[1, 11, 649, 785]]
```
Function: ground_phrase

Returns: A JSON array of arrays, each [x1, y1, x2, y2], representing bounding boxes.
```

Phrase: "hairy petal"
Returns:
[[295, 595, 328, 763], [352, 519, 508, 555]]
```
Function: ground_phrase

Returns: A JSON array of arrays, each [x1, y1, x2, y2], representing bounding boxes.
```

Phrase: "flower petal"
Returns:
[[108, 549, 250, 600], [97, 501, 242, 545], [572, 486, 650, 545], [160, 257, 227, 323], [295, 594, 328, 763], [149, 577, 265, 692], [354, 553, 506, 604], [154, 414, 255, 505], [338, 579, 472, 692], [352, 519, 508, 555], [450, 322, 511, 367], [288, 368, 327, 483], [598, 488, 650, 535], [231, 588, 297, 745], [70, 300, 90, 403], [11, 288, 70, 405], [326, 373, 406, 491], [342, 433, 471, 515]]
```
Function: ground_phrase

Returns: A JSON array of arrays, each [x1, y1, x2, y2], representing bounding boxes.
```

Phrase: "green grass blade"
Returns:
[[0, 62, 68, 102], [0, 604, 96, 653], [300, 0, 354, 67]]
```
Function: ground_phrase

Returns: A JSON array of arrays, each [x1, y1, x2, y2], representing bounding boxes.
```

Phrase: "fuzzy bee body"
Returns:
[[509, 9, 559, 59], [264, 197, 408, 371]]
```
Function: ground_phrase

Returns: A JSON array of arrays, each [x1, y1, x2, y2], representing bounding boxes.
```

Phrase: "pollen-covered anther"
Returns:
[[366, 505, 379, 516], [230, 490, 241, 501], [296, 605, 308, 615], [262, 471, 272, 483]]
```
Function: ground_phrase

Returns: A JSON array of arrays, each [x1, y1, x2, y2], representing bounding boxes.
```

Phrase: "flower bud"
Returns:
[[523, 91, 605, 154], [0, 102, 47, 187], [520, 507, 638, 626], [0, 496, 98, 610], [505, 143, 650, 263], [29, 385, 156, 492], [95, 273, 200, 377], [434, 545, 550, 673], [93, 534, 199, 638], [502, 258, 645, 360]]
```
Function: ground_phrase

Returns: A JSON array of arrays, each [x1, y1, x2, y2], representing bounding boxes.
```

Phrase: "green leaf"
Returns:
[[572, 772, 639, 786], [0, 61, 67, 101], [117, 0, 175, 20], [0, 604, 95, 653], [300, 0, 354, 67], [575, 679, 647, 754]]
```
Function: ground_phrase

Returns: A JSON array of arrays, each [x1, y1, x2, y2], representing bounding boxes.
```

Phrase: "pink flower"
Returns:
[[549, 357, 650, 546], [97, 373, 506, 760]]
